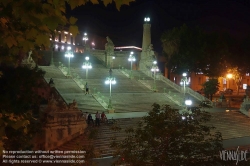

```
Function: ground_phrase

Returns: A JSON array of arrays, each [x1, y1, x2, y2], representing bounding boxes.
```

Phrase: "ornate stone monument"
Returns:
[[139, 17, 155, 72], [105, 36, 115, 67], [22, 50, 36, 69], [37, 97, 87, 150]]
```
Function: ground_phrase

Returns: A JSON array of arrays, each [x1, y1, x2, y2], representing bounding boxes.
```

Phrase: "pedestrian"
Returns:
[[85, 82, 89, 95], [95, 111, 101, 126], [101, 111, 107, 123], [87, 113, 94, 126]]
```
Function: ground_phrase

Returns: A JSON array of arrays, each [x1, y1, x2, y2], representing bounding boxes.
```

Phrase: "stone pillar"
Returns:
[[139, 17, 154, 72], [141, 21, 151, 60]]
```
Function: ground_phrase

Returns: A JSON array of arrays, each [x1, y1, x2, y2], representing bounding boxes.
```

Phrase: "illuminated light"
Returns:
[[112, 56, 115, 59], [144, 17, 150, 22], [153, 61, 157, 64], [50, 38, 52, 40], [64, 31, 68, 34], [70, 33, 72, 35], [185, 99, 192, 106], [114, 46, 142, 50], [183, 73, 187, 77], [85, 57, 89, 61], [65, 51, 74, 58], [226, 110, 230, 112], [67, 46, 71, 50], [61, 46, 64, 49], [227, 73, 233, 79], [55, 45, 58, 49]]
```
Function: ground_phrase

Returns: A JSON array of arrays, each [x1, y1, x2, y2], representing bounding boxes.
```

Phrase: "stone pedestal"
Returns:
[[37, 99, 87, 150], [107, 109, 115, 113]]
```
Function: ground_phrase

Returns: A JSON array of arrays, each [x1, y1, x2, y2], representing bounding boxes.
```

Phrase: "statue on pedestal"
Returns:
[[146, 44, 155, 60]]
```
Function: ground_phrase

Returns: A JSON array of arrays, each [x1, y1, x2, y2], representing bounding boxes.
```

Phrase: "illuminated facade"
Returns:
[[50, 29, 84, 53]]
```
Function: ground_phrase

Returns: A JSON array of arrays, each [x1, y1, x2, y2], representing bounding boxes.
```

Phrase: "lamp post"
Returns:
[[82, 56, 92, 83], [82, 33, 88, 45], [105, 69, 116, 109], [180, 73, 189, 99], [181, 98, 193, 120], [151, 61, 159, 91], [112, 56, 115, 68], [65, 48, 74, 77], [128, 52, 136, 78]]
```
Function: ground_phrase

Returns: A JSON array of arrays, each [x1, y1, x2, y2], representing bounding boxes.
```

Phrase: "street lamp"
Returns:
[[82, 33, 88, 45], [128, 52, 136, 78], [151, 61, 159, 91], [112, 56, 115, 68], [180, 73, 189, 99], [181, 98, 192, 120], [65, 49, 74, 77], [105, 69, 116, 109], [82, 56, 92, 83]]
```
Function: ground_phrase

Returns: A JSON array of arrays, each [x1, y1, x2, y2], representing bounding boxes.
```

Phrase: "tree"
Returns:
[[202, 78, 220, 100], [111, 103, 223, 165], [161, 24, 206, 76], [0, 0, 134, 65], [0, 66, 48, 153]]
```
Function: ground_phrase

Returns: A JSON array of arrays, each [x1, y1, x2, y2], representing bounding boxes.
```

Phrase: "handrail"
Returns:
[[140, 69, 211, 103]]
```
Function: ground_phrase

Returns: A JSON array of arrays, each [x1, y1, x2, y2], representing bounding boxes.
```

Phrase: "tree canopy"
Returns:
[[0, 0, 134, 65], [0, 66, 48, 153], [111, 103, 223, 165], [161, 25, 250, 78]]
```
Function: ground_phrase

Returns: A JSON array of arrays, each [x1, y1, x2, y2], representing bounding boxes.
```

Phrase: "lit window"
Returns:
[[64, 35, 67, 42], [246, 73, 249, 76]]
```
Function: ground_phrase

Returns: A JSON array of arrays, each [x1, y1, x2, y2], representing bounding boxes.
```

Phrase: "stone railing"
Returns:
[[164, 92, 183, 107], [140, 70, 211, 103]]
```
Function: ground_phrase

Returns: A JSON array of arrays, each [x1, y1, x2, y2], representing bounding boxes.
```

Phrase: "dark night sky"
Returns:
[[68, 0, 250, 53]]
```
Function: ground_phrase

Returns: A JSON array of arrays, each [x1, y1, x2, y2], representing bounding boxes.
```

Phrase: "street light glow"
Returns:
[[183, 73, 187, 77], [65, 51, 74, 58], [227, 73, 233, 79], [144, 17, 150, 22], [128, 54, 136, 61], [82, 57, 92, 83], [185, 99, 192, 106]]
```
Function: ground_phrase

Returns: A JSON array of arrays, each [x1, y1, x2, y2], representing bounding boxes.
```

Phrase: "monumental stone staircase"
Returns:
[[41, 52, 207, 114], [39, 52, 250, 158]]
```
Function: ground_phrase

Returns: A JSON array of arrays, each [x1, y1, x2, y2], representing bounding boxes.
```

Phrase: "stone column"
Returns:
[[139, 17, 154, 72]]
